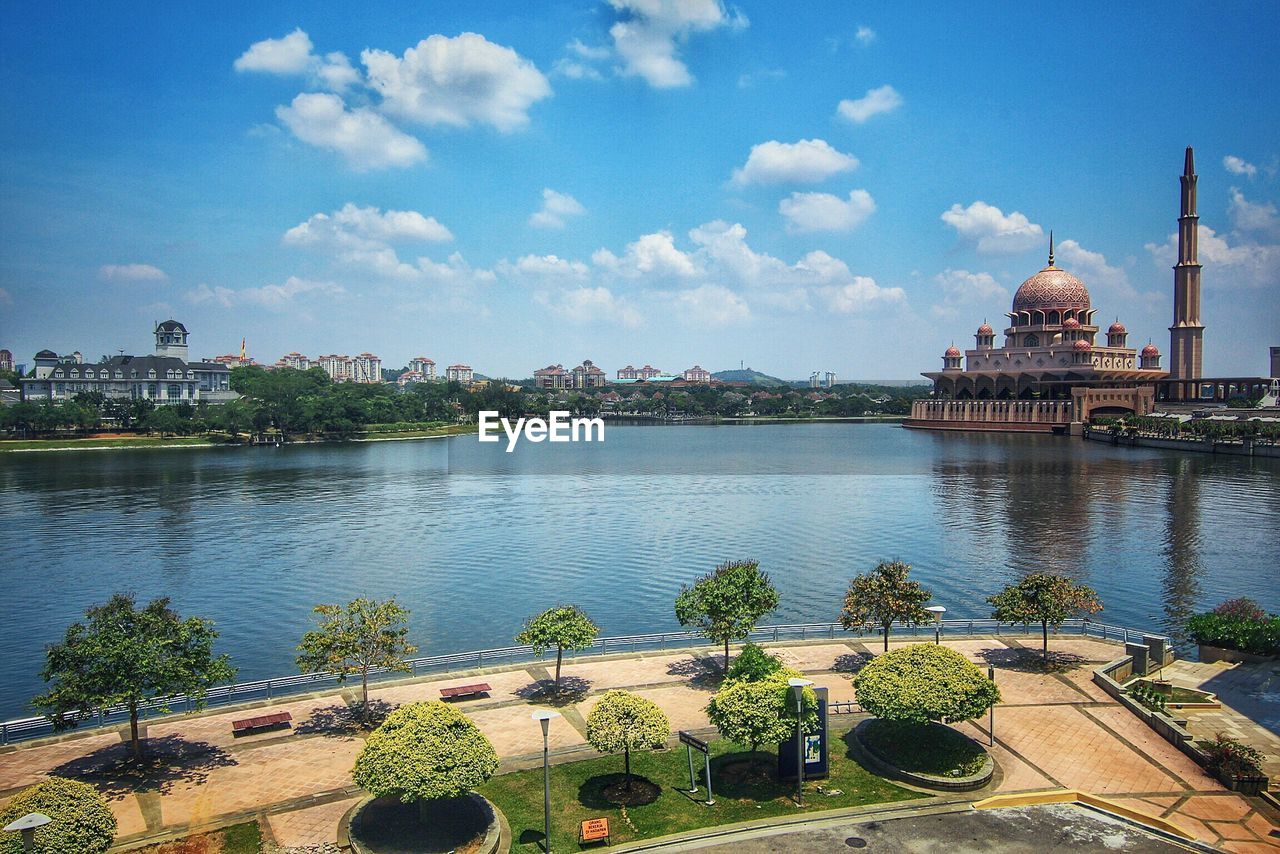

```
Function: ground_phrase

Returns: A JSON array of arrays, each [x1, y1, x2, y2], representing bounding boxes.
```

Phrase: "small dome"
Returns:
[[1108, 320, 1127, 334], [976, 322, 994, 335], [1072, 339, 1092, 352], [1062, 317, 1081, 329], [945, 346, 962, 357], [1141, 343, 1160, 357]]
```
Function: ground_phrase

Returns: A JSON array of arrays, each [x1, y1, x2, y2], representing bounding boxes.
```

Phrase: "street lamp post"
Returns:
[[787, 677, 814, 806], [531, 710, 561, 853], [925, 605, 947, 644], [4, 813, 51, 854]]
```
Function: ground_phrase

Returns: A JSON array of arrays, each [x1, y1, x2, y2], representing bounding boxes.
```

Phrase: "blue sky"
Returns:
[[2, 1, 1278, 379]]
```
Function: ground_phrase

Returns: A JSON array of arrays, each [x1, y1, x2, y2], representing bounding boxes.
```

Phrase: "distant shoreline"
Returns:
[[0, 424, 477, 454]]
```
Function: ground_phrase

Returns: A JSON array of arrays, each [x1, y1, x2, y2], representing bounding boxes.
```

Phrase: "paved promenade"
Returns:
[[0, 635, 1277, 852]]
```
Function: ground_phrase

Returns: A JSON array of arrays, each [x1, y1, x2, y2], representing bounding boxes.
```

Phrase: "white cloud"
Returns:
[[275, 93, 427, 171], [855, 25, 876, 45], [593, 230, 698, 279], [779, 189, 875, 232], [234, 29, 315, 75], [529, 188, 587, 229], [836, 84, 902, 123], [931, 269, 1008, 319], [362, 33, 551, 132], [234, 29, 360, 92], [284, 203, 453, 250], [99, 263, 168, 282], [503, 254, 591, 280], [1223, 155, 1257, 179], [537, 286, 643, 328], [1146, 224, 1280, 289], [553, 59, 605, 81], [607, 0, 744, 89], [187, 276, 344, 310], [941, 201, 1044, 254], [1054, 239, 1137, 298], [1228, 188, 1280, 237], [670, 284, 750, 326], [731, 139, 858, 186], [736, 68, 785, 88], [0, 287, 11, 307]]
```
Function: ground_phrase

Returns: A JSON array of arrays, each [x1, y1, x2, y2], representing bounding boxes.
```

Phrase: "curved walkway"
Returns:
[[0, 635, 1276, 852]]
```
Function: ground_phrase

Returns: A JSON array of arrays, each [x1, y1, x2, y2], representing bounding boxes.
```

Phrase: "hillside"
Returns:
[[711, 368, 789, 387]]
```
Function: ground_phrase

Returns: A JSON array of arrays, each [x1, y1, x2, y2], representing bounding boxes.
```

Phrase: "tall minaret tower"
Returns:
[[1169, 146, 1204, 382]]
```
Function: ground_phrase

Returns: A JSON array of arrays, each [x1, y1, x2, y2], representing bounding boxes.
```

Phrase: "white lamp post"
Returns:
[[787, 677, 814, 806], [4, 813, 51, 853], [925, 605, 947, 644], [531, 710, 561, 853]]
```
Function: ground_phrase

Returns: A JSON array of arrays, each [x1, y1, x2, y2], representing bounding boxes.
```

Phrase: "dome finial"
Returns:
[[1048, 230, 1055, 267]]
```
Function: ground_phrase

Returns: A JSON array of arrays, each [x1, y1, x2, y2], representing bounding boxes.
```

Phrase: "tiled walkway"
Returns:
[[0, 637, 1276, 852]]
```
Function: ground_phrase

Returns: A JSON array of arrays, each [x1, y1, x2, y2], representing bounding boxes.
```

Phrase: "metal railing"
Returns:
[[0, 618, 1165, 746]]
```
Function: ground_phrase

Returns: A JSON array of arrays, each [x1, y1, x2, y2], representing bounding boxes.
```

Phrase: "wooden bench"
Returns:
[[439, 683, 491, 700], [231, 711, 293, 734], [579, 817, 610, 846]]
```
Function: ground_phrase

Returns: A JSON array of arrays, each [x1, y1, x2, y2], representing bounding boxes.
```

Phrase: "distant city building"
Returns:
[[0, 349, 12, 372], [445, 364, 473, 384], [20, 319, 232, 404], [408, 356, 437, 379], [536, 359, 607, 389], [397, 370, 427, 387], [1271, 346, 1280, 378], [352, 353, 381, 384], [682, 365, 712, 383], [317, 354, 352, 382], [572, 359, 608, 389], [533, 364, 570, 389], [276, 352, 313, 371], [210, 353, 256, 368], [809, 370, 838, 389], [618, 364, 662, 380]]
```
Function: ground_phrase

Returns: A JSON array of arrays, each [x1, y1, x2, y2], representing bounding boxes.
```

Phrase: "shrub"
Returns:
[[724, 643, 785, 684], [353, 702, 498, 803], [1186, 606, 1280, 657], [1128, 681, 1168, 714], [707, 674, 818, 755], [0, 776, 116, 854], [1202, 733, 1265, 778], [585, 690, 670, 790], [854, 644, 1000, 725]]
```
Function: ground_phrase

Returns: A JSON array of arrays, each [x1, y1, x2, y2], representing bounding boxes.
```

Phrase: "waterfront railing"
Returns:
[[0, 618, 1164, 745]]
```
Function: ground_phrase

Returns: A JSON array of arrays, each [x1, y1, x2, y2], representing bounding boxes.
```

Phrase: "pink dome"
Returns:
[[1108, 320, 1127, 334], [944, 346, 961, 357], [976, 322, 994, 335], [1141, 343, 1160, 357], [1012, 266, 1091, 314], [1072, 339, 1092, 352], [1062, 317, 1081, 329]]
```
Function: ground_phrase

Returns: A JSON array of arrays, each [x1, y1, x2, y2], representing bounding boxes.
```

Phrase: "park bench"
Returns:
[[231, 711, 293, 734], [579, 818, 610, 846], [439, 683, 491, 700]]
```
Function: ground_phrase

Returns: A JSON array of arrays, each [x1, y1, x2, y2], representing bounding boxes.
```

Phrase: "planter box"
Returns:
[[1217, 773, 1269, 796], [1198, 644, 1278, 665]]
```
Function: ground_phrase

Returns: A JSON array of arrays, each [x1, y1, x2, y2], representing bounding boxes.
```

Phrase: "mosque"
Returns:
[[906, 148, 1209, 433]]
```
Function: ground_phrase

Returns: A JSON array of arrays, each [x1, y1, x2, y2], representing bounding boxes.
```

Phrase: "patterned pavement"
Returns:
[[0, 636, 1276, 852]]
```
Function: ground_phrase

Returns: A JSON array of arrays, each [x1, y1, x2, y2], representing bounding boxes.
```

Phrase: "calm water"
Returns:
[[1, 424, 1277, 720]]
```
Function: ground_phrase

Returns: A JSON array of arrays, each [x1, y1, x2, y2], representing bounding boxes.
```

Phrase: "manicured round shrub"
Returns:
[[585, 690, 670, 791], [854, 644, 1000, 725], [0, 776, 116, 854], [353, 702, 498, 803]]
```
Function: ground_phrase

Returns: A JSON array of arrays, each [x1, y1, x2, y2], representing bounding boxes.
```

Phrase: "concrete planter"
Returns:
[[1197, 644, 1278, 665], [345, 792, 502, 854], [1218, 773, 1269, 796], [851, 719, 994, 792]]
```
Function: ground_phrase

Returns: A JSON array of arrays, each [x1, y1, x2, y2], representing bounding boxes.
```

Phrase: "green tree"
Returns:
[[674, 560, 780, 672], [584, 690, 670, 791], [296, 597, 418, 711], [707, 673, 817, 756], [353, 702, 498, 813], [724, 642, 785, 684], [839, 560, 932, 651], [514, 605, 599, 692], [33, 594, 235, 761], [143, 406, 183, 437], [987, 573, 1103, 664], [854, 644, 1000, 725], [0, 776, 116, 854]]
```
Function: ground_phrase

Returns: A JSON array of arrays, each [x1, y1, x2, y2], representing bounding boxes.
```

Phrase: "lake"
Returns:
[[1, 423, 1276, 721]]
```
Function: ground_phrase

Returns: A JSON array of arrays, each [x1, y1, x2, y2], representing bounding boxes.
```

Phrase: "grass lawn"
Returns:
[[0, 436, 216, 452], [1130, 679, 1215, 705], [858, 720, 988, 778], [480, 735, 923, 852], [131, 820, 262, 853]]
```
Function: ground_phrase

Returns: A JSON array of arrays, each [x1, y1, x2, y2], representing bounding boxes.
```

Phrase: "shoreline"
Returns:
[[0, 424, 477, 454]]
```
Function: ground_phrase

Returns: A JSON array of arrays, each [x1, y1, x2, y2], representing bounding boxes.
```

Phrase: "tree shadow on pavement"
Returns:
[[295, 699, 396, 736], [978, 646, 1086, 673], [834, 652, 874, 674], [516, 676, 592, 706], [51, 734, 237, 799], [666, 657, 723, 691]]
